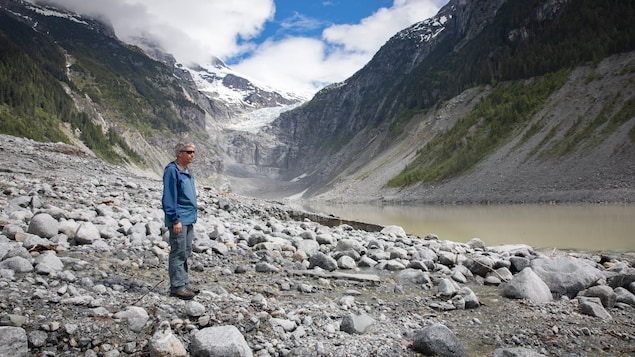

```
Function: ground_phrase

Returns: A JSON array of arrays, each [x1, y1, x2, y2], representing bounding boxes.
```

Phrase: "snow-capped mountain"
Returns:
[[182, 57, 305, 132], [22, 0, 307, 135], [186, 57, 305, 107]]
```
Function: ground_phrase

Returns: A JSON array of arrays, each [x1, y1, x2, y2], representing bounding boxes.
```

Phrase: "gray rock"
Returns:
[[531, 256, 603, 298], [484, 275, 502, 285], [0, 314, 27, 327], [190, 325, 253, 357], [89, 307, 111, 317], [254, 262, 279, 273], [28, 329, 48, 348], [34, 251, 64, 272], [185, 301, 206, 317], [114, 306, 149, 332], [502, 268, 553, 303], [357, 256, 378, 268], [74, 222, 101, 245], [412, 323, 465, 357], [21, 234, 54, 251], [366, 248, 390, 261], [0, 256, 33, 273], [337, 255, 356, 269], [463, 255, 494, 277], [340, 313, 375, 334], [335, 239, 364, 254], [615, 286, 635, 306], [210, 240, 229, 255], [578, 285, 616, 308], [492, 267, 513, 282], [299, 230, 316, 240], [438, 278, 459, 298], [578, 296, 612, 320], [296, 239, 319, 256], [41, 205, 67, 220], [247, 231, 267, 247], [149, 321, 187, 357], [466, 237, 485, 250], [309, 252, 338, 271], [437, 251, 457, 267], [509, 256, 531, 273], [27, 213, 59, 238], [315, 233, 334, 245], [2, 224, 24, 240], [458, 287, 480, 309], [388, 246, 409, 259], [0, 243, 12, 261], [270, 318, 297, 332], [0, 326, 28, 357], [492, 347, 547, 356], [380, 225, 407, 239], [606, 267, 635, 289], [58, 220, 79, 239], [398, 268, 431, 285]]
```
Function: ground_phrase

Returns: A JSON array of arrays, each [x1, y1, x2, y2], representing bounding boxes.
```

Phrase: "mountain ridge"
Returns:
[[0, 0, 634, 204]]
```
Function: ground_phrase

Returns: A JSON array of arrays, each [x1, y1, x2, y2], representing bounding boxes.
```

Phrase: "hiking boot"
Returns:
[[187, 286, 201, 294], [170, 287, 195, 300]]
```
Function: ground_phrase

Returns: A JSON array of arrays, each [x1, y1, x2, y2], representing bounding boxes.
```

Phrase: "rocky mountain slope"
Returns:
[[308, 52, 635, 205]]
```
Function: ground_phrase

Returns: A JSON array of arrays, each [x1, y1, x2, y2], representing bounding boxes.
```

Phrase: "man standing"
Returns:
[[162, 142, 198, 300]]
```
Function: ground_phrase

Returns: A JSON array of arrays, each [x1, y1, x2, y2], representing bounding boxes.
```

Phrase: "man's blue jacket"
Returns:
[[162, 162, 197, 227]]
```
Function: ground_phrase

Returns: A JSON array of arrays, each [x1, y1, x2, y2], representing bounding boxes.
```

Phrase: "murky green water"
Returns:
[[305, 203, 635, 252]]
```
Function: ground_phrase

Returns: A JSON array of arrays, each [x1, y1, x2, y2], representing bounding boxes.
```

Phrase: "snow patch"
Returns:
[[224, 104, 301, 133], [285, 189, 308, 201]]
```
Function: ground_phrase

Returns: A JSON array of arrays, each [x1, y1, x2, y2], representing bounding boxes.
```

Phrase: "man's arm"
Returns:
[[162, 166, 180, 226]]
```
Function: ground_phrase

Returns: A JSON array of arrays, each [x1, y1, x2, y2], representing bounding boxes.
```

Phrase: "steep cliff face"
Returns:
[[256, 0, 509, 189], [309, 52, 635, 204]]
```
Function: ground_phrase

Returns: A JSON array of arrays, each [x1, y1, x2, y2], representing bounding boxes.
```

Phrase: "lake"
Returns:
[[304, 203, 635, 252]]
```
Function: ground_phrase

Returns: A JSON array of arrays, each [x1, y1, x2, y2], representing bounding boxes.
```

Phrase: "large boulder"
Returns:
[[190, 325, 253, 357], [502, 267, 553, 303], [412, 323, 465, 357], [27, 213, 59, 239], [530, 256, 603, 298]]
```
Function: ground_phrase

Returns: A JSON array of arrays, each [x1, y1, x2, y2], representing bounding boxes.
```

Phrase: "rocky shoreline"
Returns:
[[1, 135, 634, 357]]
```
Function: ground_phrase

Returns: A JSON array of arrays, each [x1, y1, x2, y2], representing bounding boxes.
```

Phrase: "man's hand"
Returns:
[[173, 222, 182, 234]]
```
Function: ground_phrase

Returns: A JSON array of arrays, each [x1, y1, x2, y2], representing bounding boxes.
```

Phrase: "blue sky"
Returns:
[[32, 0, 447, 97], [253, 0, 395, 43]]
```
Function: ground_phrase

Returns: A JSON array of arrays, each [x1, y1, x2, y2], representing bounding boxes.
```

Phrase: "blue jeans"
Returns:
[[168, 224, 194, 292]]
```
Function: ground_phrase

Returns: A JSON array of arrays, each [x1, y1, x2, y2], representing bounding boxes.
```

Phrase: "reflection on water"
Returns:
[[305, 203, 635, 252]]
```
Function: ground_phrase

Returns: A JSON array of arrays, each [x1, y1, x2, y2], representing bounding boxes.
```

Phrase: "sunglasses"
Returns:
[[180, 150, 195, 154]]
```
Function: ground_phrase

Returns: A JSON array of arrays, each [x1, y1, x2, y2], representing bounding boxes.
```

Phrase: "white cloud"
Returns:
[[234, 0, 443, 96], [33, 0, 275, 64], [323, 0, 441, 53], [31, 0, 444, 96], [232, 36, 369, 97]]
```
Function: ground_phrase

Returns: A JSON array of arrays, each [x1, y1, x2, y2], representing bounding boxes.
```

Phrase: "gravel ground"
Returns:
[[1, 134, 634, 357]]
